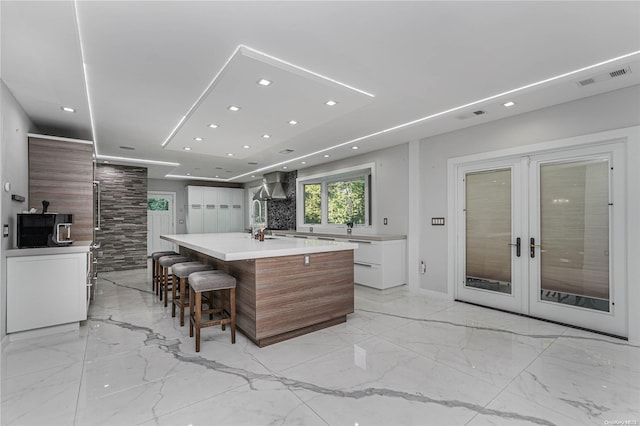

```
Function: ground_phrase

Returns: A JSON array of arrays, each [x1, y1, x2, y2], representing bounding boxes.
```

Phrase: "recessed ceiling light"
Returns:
[[103, 160, 109, 164], [352, 146, 359, 150], [186, 173, 191, 176], [215, 175, 219, 178], [184, 147, 192, 151], [228, 105, 240, 112], [503, 101, 516, 107], [288, 120, 298, 125], [301, 161, 307, 165], [251, 175, 255, 178], [325, 100, 337, 106], [257, 79, 272, 87], [208, 124, 218, 129], [227, 153, 234, 157], [262, 134, 271, 139], [324, 154, 330, 158], [283, 166, 288, 169], [243, 145, 251, 149], [194, 137, 203, 141], [61, 106, 76, 113]]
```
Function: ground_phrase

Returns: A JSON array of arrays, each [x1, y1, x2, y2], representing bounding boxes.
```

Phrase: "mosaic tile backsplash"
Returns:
[[267, 170, 296, 230]]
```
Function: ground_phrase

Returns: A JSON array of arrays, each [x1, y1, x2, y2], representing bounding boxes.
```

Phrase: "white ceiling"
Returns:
[[2, 1, 639, 183]]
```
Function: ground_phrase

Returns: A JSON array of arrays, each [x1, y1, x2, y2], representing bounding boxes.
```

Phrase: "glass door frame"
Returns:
[[454, 157, 529, 314], [528, 143, 627, 337]]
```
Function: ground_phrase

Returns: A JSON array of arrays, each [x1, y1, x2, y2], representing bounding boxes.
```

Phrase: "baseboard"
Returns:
[[7, 322, 79, 342]]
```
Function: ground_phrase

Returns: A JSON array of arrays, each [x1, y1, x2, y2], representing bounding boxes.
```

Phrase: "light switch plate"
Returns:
[[3, 224, 9, 237], [304, 255, 310, 266], [431, 217, 445, 226]]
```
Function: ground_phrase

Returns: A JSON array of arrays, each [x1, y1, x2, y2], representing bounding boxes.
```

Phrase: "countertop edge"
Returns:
[[5, 241, 92, 257], [269, 231, 407, 241], [161, 234, 358, 261]]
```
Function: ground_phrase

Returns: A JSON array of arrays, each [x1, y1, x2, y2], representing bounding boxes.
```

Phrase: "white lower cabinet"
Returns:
[[347, 239, 406, 290], [7, 252, 88, 333]]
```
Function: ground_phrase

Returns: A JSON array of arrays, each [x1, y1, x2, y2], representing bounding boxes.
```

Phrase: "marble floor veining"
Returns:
[[2, 268, 639, 426]]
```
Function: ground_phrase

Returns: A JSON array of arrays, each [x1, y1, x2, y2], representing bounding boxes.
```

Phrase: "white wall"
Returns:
[[296, 143, 410, 236], [1, 81, 36, 340], [418, 85, 640, 295]]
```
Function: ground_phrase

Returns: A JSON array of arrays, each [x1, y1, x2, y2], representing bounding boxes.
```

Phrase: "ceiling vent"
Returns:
[[279, 149, 295, 155], [119, 145, 135, 150], [472, 110, 486, 116], [577, 66, 631, 87]]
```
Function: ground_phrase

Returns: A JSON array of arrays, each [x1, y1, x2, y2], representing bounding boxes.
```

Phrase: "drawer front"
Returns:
[[351, 240, 381, 264], [354, 262, 383, 289]]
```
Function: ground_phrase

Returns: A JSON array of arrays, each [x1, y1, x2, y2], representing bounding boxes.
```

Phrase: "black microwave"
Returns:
[[17, 213, 73, 248]]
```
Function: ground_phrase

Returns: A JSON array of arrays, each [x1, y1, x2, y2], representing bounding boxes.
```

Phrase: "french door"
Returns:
[[455, 143, 626, 337]]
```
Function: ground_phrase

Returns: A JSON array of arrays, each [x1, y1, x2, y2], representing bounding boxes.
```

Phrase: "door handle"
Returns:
[[530, 237, 542, 258], [508, 237, 521, 257]]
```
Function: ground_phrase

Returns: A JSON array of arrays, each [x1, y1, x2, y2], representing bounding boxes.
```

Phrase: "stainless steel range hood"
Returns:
[[253, 171, 288, 201]]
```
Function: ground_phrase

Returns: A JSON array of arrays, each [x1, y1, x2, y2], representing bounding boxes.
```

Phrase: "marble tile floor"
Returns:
[[2, 267, 639, 426]]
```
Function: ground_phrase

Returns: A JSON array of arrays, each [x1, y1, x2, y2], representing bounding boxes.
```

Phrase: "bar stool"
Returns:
[[189, 270, 237, 352], [158, 255, 191, 306], [171, 262, 215, 326], [151, 251, 178, 292]]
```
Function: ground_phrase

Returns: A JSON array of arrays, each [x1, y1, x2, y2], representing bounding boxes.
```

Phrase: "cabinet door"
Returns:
[[202, 188, 218, 233], [216, 188, 232, 232], [230, 189, 245, 232], [187, 186, 204, 233], [7, 253, 87, 333]]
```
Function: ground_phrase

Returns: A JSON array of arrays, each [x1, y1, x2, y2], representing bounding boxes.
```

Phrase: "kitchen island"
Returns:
[[161, 233, 357, 347]]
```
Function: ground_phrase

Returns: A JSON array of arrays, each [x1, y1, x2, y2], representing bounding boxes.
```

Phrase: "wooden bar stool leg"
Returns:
[[189, 285, 195, 337], [171, 275, 178, 317], [179, 277, 187, 326], [195, 291, 202, 352], [230, 288, 236, 344], [151, 259, 156, 292]]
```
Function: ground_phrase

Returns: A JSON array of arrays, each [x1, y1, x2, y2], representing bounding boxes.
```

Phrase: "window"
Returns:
[[303, 183, 321, 224], [147, 198, 169, 211], [327, 178, 366, 225], [298, 164, 373, 230]]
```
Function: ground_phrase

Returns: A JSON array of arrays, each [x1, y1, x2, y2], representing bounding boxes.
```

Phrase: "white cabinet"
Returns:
[[7, 252, 88, 333], [345, 238, 406, 290], [186, 186, 244, 233]]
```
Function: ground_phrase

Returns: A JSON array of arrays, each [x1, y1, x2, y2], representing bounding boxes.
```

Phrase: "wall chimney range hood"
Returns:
[[253, 171, 288, 201]]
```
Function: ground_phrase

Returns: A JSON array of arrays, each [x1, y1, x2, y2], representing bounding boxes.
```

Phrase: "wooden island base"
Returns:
[[180, 247, 355, 347]]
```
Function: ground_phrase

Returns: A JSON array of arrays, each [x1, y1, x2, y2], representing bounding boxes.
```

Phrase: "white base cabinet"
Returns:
[[348, 239, 406, 290], [7, 252, 88, 333]]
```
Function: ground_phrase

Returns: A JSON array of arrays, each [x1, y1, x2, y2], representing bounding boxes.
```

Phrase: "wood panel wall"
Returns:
[[28, 137, 94, 243]]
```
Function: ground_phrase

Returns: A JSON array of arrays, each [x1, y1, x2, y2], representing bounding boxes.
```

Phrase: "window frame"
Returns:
[[296, 163, 375, 233]]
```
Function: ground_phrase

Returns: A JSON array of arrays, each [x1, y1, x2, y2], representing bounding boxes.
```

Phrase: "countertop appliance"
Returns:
[[17, 213, 74, 248]]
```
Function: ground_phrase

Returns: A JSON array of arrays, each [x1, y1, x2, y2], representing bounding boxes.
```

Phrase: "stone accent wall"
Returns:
[[95, 164, 148, 272], [267, 170, 296, 230]]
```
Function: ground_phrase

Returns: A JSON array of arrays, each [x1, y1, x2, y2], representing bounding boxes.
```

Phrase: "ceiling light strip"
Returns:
[[73, 0, 98, 155], [96, 155, 180, 167], [229, 49, 640, 181], [165, 174, 224, 182], [240, 45, 375, 98], [161, 45, 244, 147]]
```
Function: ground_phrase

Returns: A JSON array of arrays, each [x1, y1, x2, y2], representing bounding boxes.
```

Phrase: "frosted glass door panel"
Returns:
[[539, 159, 610, 312], [465, 169, 512, 294]]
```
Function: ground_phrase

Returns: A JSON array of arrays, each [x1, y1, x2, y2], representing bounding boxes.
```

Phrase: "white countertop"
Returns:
[[5, 241, 92, 257], [161, 232, 358, 261]]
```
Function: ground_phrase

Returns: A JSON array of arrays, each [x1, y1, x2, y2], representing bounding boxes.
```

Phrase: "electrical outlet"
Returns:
[[3, 224, 9, 237]]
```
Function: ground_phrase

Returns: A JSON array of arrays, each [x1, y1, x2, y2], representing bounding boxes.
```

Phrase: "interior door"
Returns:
[[147, 192, 176, 255], [456, 159, 526, 314]]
